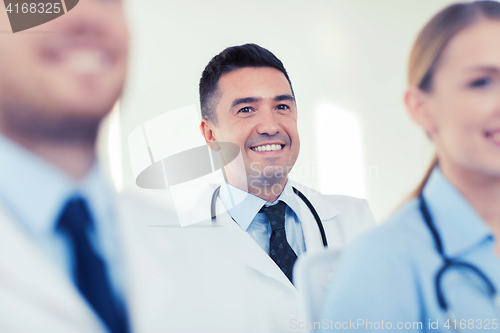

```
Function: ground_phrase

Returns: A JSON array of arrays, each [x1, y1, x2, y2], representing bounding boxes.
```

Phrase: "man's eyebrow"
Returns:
[[231, 97, 262, 108], [274, 94, 295, 102]]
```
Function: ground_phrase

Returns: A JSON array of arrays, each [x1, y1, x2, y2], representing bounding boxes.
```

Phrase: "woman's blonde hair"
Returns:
[[408, 1, 500, 198]]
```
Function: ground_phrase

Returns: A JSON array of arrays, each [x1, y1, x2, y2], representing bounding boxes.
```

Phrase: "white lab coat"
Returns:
[[0, 191, 305, 333], [185, 180, 377, 331], [0, 193, 186, 333], [0, 182, 375, 333]]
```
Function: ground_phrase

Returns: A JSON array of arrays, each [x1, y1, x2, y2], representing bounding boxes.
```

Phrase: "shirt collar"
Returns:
[[422, 167, 493, 257], [219, 179, 300, 231], [0, 134, 114, 238]]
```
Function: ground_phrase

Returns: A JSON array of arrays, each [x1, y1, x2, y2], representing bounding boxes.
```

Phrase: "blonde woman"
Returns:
[[321, 1, 500, 332]]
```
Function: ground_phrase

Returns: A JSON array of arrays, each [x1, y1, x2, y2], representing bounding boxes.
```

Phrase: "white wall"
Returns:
[[101, 0, 458, 222]]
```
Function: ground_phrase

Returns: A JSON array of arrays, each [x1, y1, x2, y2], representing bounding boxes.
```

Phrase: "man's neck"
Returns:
[[0, 108, 102, 180], [2, 130, 97, 181]]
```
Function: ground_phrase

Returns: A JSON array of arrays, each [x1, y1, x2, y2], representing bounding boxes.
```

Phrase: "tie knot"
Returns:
[[56, 197, 93, 234], [260, 201, 287, 231]]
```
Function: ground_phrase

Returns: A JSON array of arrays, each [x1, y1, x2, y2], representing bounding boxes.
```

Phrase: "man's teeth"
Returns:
[[67, 51, 107, 74], [251, 144, 284, 152]]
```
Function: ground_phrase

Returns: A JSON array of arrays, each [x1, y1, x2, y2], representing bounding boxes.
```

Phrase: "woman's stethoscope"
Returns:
[[419, 193, 500, 331], [211, 185, 328, 247]]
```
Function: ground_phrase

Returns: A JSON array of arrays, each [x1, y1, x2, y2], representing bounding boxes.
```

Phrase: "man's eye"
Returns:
[[470, 77, 492, 88], [276, 104, 290, 110], [238, 107, 253, 113]]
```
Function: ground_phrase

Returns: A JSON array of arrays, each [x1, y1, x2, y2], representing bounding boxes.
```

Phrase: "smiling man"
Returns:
[[203, 65, 299, 203], [0, 1, 212, 333], [199, 43, 377, 286], [0, 1, 132, 330]]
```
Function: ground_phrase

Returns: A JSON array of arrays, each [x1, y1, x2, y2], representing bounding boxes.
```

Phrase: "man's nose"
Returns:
[[256, 108, 280, 136], [56, 0, 114, 38]]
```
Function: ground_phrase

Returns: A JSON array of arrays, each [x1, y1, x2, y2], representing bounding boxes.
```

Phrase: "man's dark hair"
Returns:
[[199, 43, 294, 124]]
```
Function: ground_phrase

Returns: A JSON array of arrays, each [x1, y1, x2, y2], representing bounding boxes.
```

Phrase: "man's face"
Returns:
[[0, 0, 129, 131], [205, 67, 300, 190]]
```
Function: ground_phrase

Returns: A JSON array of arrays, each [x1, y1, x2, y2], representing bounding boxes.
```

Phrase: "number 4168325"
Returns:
[[444, 319, 498, 330], [6, 3, 61, 14]]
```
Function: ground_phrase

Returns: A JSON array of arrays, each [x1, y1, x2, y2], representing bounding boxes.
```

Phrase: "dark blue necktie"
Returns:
[[56, 198, 129, 333], [260, 201, 298, 283]]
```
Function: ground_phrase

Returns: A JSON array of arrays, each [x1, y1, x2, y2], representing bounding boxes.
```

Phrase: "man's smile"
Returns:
[[250, 143, 285, 152]]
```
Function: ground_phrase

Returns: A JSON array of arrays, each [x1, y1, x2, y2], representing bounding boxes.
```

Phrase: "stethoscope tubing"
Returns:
[[211, 185, 328, 247], [418, 193, 499, 329]]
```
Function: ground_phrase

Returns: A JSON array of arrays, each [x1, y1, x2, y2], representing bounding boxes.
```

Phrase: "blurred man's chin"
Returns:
[[44, 71, 125, 107], [57, 100, 117, 117], [6, 114, 101, 144], [0, 101, 106, 144], [52, 89, 121, 117]]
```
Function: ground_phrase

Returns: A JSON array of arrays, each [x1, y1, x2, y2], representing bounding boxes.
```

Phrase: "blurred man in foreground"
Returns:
[[0, 2, 172, 332]]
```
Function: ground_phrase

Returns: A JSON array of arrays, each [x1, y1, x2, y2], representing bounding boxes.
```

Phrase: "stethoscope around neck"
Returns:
[[418, 193, 500, 330], [211, 185, 328, 247]]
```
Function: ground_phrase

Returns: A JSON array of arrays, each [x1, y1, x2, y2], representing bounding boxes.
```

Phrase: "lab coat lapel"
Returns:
[[214, 202, 296, 291], [115, 193, 300, 332], [0, 204, 105, 331]]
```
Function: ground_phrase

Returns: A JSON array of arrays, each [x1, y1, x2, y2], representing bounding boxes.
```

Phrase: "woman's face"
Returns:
[[422, 19, 500, 176]]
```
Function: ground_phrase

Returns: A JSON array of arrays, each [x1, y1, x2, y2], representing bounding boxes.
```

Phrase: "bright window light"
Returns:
[[315, 103, 366, 198], [107, 102, 124, 192]]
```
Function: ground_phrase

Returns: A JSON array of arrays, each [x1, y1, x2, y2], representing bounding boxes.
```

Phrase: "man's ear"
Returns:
[[404, 86, 437, 138], [200, 119, 220, 151]]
